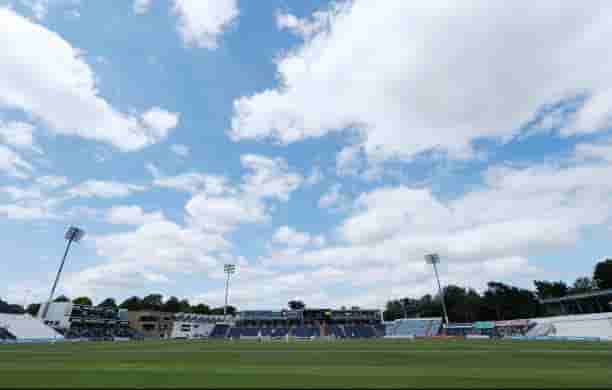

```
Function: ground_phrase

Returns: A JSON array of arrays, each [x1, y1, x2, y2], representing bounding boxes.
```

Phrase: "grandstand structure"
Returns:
[[539, 288, 612, 316], [127, 310, 175, 339], [42, 302, 137, 340], [384, 318, 443, 338], [171, 314, 227, 339], [524, 312, 612, 341], [0, 313, 63, 342], [213, 308, 383, 340]]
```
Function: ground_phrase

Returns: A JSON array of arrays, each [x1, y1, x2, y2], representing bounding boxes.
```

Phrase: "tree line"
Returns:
[[384, 259, 612, 322], [4, 294, 236, 317]]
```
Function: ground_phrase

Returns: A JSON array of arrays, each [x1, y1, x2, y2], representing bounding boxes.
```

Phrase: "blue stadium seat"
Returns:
[[210, 324, 230, 338]]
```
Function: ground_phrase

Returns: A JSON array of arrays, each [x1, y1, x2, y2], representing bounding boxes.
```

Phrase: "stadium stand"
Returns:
[[43, 302, 138, 341], [269, 327, 289, 338], [0, 313, 63, 342], [326, 325, 345, 338], [171, 313, 224, 339], [291, 326, 320, 338], [526, 322, 555, 337], [0, 326, 16, 341], [446, 323, 474, 337], [524, 313, 612, 340], [209, 324, 231, 338], [385, 318, 442, 338]]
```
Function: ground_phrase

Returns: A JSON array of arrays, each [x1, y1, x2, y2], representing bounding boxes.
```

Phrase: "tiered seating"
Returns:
[[386, 318, 442, 337], [360, 326, 376, 338], [270, 327, 289, 337], [427, 320, 442, 336], [209, 324, 230, 338], [523, 313, 612, 340], [326, 325, 345, 338], [373, 324, 386, 337], [0, 327, 16, 341], [228, 327, 241, 338], [291, 327, 320, 338], [343, 325, 376, 338], [0, 314, 63, 341], [526, 322, 554, 337], [228, 327, 260, 338]]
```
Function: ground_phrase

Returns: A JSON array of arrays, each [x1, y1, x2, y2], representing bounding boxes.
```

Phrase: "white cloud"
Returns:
[[0, 204, 56, 220], [133, 0, 151, 15], [35, 175, 68, 189], [170, 144, 190, 157], [0, 145, 33, 178], [574, 139, 612, 162], [153, 172, 230, 195], [0, 177, 67, 220], [19, 0, 49, 20], [186, 193, 267, 234], [140, 107, 180, 139], [231, 1, 612, 162], [305, 166, 323, 186], [0, 8, 178, 151], [105, 205, 165, 226], [273, 226, 325, 248], [172, 0, 238, 49], [67, 180, 147, 199], [1, 185, 42, 200], [318, 184, 348, 211], [233, 148, 612, 308], [276, 9, 333, 39], [63, 218, 229, 297], [17, 0, 80, 20], [0, 121, 41, 153], [240, 154, 303, 202]]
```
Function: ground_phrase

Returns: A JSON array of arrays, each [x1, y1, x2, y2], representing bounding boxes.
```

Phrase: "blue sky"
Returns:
[[1, 0, 611, 310]]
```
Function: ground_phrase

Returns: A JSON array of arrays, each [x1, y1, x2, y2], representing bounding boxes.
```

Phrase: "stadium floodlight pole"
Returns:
[[41, 226, 85, 319], [223, 264, 236, 321], [425, 253, 450, 328], [23, 288, 32, 312]]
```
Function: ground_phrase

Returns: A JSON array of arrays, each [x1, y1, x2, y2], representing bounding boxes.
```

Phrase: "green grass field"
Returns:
[[0, 339, 610, 388]]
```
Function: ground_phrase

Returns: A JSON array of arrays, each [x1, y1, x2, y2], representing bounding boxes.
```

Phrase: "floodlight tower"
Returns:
[[40, 226, 85, 319], [425, 253, 450, 328], [223, 264, 236, 321]]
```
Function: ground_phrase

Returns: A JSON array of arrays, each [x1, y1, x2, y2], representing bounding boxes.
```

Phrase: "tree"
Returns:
[[191, 303, 211, 315], [399, 298, 418, 318], [162, 297, 181, 313], [383, 300, 403, 321], [417, 294, 443, 318], [593, 259, 612, 290], [483, 282, 538, 320], [443, 285, 483, 323], [179, 299, 191, 313], [98, 298, 117, 308], [142, 294, 163, 311], [72, 297, 93, 306], [0, 298, 25, 314], [533, 280, 569, 299], [570, 277, 595, 294], [211, 306, 236, 315], [26, 303, 41, 316], [53, 295, 70, 303], [288, 300, 305, 310], [119, 296, 143, 311]]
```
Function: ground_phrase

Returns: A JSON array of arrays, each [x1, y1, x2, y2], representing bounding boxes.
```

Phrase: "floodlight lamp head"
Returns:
[[425, 253, 440, 265], [65, 226, 85, 242], [224, 264, 236, 274]]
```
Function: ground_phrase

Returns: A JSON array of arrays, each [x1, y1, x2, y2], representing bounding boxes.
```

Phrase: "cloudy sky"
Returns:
[[1, 0, 611, 310]]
